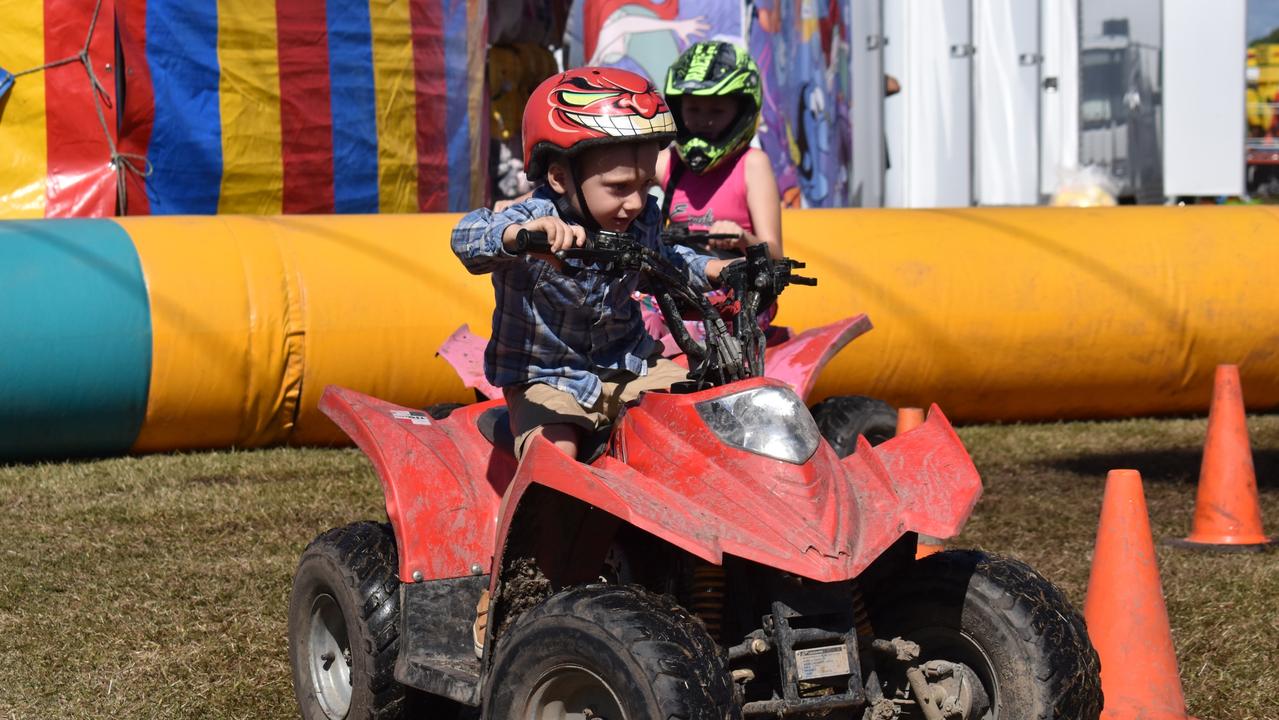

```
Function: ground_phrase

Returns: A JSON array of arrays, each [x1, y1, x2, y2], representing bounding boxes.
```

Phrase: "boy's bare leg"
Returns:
[[525, 422, 581, 459], [474, 421, 579, 657]]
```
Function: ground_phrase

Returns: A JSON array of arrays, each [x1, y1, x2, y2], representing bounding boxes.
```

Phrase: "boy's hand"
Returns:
[[705, 258, 741, 285], [502, 216, 587, 268]]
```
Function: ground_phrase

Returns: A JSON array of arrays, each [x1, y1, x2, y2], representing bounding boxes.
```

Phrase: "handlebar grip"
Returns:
[[514, 229, 552, 254]]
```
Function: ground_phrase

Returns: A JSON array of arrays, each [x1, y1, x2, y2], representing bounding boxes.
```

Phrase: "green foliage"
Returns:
[[1249, 28, 1279, 46], [0, 417, 1276, 718]]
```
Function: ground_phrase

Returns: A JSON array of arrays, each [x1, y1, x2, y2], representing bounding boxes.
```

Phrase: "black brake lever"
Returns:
[[661, 227, 742, 249]]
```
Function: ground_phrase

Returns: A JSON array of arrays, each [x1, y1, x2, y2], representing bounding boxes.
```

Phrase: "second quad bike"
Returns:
[[288, 231, 1102, 719]]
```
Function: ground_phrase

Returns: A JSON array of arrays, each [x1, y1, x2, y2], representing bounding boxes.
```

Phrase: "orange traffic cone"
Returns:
[[1168, 364, 1275, 551], [1085, 470, 1193, 720], [899, 407, 945, 558], [896, 406, 925, 436]]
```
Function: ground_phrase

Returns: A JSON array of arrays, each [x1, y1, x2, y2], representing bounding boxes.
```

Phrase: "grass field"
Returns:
[[1, 415, 1276, 719]]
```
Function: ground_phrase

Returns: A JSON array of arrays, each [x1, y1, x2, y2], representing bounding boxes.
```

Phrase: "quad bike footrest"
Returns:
[[396, 575, 487, 706]]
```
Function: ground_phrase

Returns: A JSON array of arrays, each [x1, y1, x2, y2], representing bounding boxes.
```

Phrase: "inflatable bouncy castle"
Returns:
[[0, 0, 488, 217]]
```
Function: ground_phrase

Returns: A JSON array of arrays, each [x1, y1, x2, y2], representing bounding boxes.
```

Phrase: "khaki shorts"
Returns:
[[504, 357, 688, 460]]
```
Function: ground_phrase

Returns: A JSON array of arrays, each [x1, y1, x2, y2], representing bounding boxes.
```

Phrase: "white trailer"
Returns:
[[865, 0, 1244, 207]]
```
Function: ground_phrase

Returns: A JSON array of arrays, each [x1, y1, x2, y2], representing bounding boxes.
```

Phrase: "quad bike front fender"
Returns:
[[495, 402, 980, 584], [840, 404, 983, 548], [319, 386, 513, 582], [764, 314, 871, 400]]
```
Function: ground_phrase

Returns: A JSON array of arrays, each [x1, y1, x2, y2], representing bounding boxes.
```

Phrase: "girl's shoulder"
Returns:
[[657, 146, 672, 183], [742, 146, 769, 167], [742, 147, 777, 179]]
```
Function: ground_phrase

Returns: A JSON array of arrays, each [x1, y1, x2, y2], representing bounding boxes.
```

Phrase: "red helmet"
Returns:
[[522, 67, 676, 181]]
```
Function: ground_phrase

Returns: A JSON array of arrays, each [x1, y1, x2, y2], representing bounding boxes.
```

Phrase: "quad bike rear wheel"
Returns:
[[288, 521, 459, 720], [485, 584, 738, 719], [865, 550, 1103, 720], [810, 395, 897, 457]]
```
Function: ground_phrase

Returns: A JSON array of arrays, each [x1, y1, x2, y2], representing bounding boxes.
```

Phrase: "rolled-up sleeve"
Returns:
[[661, 242, 713, 293], [451, 201, 550, 275]]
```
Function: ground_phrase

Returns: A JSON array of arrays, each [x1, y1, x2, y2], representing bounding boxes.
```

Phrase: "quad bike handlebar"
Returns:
[[512, 227, 815, 389]]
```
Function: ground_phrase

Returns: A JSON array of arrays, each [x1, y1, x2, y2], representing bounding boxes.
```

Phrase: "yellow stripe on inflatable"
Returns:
[[125, 216, 303, 451], [782, 206, 1279, 420], [216, 0, 284, 214], [466, 0, 486, 207], [0, 0, 49, 218], [368, 0, 419, 213]]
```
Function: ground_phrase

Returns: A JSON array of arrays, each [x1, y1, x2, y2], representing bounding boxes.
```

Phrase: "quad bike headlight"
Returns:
[[695, 386, 821, 464]]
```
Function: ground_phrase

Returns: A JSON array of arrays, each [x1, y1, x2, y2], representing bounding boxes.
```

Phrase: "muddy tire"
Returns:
[[289, 522, 458, 720], [866, 550, 1103, 720], [485, 584, 738, 719], [810, 395, 897, 457]]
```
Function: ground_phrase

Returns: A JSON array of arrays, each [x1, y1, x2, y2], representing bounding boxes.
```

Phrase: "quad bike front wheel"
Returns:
[[485, 584, 738, 719], [810, 395, 897, 457], [865, 550, 1103, 720], [288, 521, 459, 720]]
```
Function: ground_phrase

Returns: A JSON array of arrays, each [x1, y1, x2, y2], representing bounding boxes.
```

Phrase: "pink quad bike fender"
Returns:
[[436, 315, 872, 403], [436, 324, 503, 401], [763, 314, 871, 400], [319, 385, 514, 582], [493, 378, 982, 584]]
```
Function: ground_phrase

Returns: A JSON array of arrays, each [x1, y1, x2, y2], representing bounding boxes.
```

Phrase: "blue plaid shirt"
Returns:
[[451, 188, 712, 407]]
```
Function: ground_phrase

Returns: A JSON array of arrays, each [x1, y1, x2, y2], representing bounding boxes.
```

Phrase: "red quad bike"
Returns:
[[288, 232, 1102, 719]]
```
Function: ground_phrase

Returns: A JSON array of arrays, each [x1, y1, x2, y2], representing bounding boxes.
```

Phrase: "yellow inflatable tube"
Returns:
[[123, 214, 490, 449], [116, 206, 1278, 451], [786, 206, 1279, 420]]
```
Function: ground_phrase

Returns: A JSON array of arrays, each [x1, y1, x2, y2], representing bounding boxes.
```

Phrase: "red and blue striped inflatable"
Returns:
[[0, 0, 488, 217]]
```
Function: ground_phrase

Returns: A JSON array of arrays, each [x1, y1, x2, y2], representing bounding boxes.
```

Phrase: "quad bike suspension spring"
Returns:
[[851, 581, 875, 638], [690, 564, 727, 642]]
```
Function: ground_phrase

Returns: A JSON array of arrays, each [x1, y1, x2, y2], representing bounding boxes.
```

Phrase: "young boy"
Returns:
[[451, 67, 739, 464]]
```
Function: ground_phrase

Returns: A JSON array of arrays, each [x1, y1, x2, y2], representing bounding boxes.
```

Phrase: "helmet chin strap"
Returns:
[[554, 157, 601, 234]]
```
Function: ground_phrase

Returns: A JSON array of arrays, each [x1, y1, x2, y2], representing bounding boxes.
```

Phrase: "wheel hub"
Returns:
[[906, 660, 991, 719], [307, 593, 352, 719], [523, 664, 628, 720]]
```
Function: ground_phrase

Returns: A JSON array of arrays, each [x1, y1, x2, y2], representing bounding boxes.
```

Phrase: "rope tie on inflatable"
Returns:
[[9, 0, 153, 215]]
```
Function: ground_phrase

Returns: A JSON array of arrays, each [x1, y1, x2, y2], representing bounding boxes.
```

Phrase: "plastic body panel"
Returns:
[[322, 376, 982, 586]]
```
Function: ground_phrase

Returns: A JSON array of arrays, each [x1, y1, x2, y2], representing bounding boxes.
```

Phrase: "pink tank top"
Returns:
[[663, 148, 755, 234]]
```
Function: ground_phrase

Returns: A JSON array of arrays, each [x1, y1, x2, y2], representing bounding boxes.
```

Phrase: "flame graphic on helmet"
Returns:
[[547, 73, 676, 138]]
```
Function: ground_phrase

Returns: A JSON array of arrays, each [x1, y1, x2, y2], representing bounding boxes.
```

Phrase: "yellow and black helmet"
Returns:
[[664, 41, 762, 174]]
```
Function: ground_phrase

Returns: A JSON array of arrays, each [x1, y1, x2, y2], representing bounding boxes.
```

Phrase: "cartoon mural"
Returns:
[[568, 0, 744, 83], [569, 0, 853, 208], [750, 0, 851, 208]]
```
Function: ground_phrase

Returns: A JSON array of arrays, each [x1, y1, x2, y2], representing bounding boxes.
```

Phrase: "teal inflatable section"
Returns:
[[0, 219, 151, 460]]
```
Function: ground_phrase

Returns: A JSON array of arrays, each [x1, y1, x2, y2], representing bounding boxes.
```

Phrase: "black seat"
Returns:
[[477, 407, 516, 455]]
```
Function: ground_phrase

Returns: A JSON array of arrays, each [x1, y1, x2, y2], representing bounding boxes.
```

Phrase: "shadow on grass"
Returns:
[[1039, 449, 1279, 490]]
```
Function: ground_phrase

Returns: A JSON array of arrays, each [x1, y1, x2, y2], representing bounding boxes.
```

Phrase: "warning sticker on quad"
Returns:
[[794, 645, 850, 680], [391, 410, 432, 426]]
